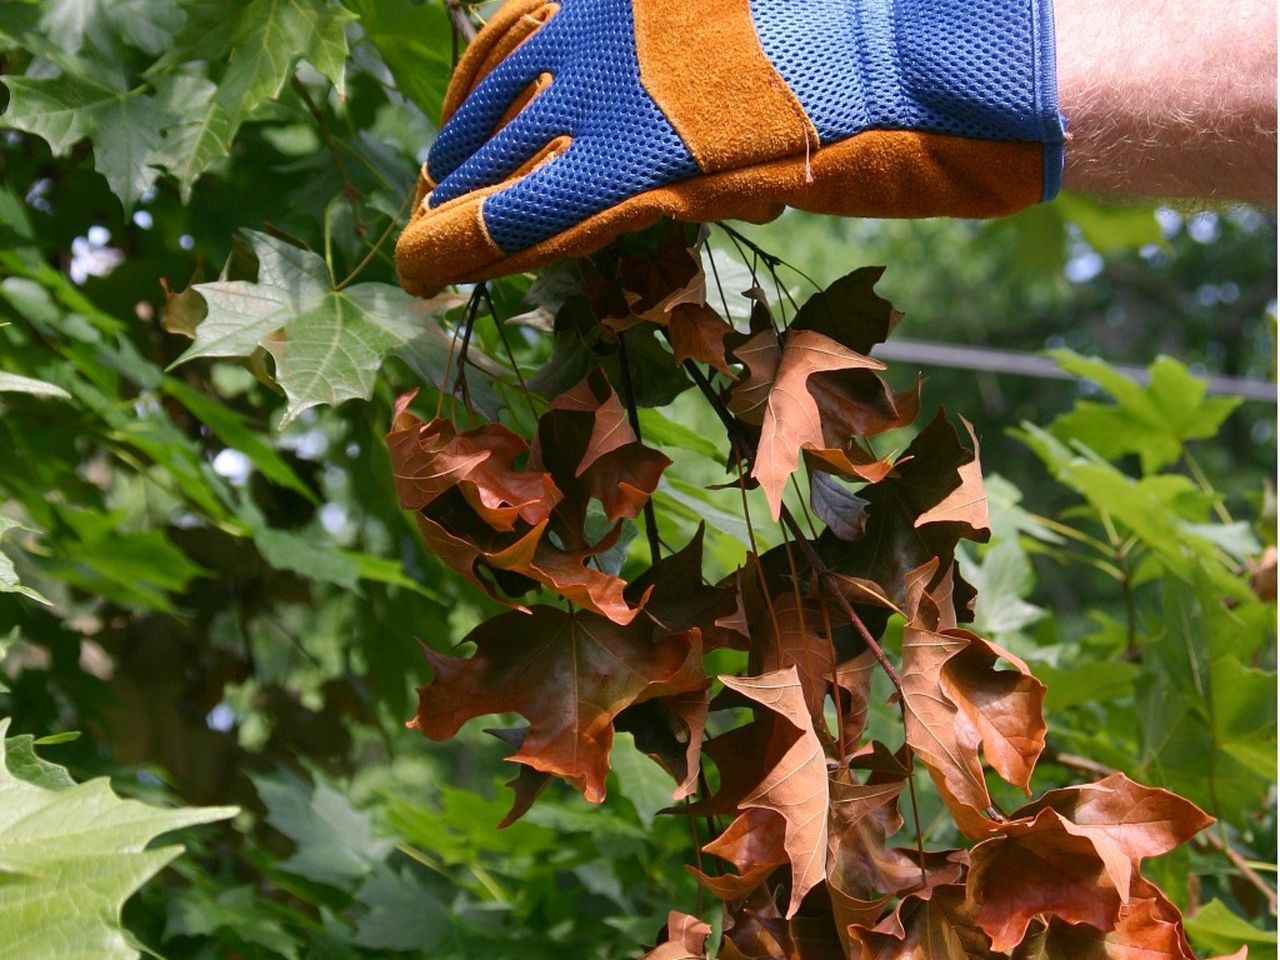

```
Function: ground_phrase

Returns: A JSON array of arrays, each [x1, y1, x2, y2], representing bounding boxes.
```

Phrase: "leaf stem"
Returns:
[[617, 330, 662, 566], [334, 189, 414, 291]]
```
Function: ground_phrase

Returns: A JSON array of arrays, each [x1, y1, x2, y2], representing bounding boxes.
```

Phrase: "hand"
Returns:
[[396, 0, 1065, 295]]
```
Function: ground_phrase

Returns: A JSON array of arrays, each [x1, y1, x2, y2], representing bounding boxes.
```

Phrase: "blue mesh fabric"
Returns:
[[427, 0, 699, 253], [749, 0, 1064, 193]]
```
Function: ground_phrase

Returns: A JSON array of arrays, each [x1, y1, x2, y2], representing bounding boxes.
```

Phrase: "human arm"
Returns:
[[1056, 0, 1277, 205]]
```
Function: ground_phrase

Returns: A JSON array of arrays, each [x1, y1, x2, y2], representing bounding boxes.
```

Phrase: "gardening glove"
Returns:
[[396, 0, 1066, 296]]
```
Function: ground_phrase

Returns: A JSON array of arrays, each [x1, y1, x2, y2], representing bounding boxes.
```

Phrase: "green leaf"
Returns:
[[1185, 900, 1276, 960], [173, 231, 499, 425], [351, 865, 452, 951], [253, 527, 359, 590], [1049, 350, 1242, 472], [958, 540, 1045, 639], [149, 72, 231, 202], [0, 74, 174, 207], [0, 718, 236, 960], [1138, 572, 1277, 826], [164, 885, 302, 960], [0, 514, 50, 605], [251, 768, 393, 888], [161, 379, 316, 502], [215, 0, 356, 131], [343, 0, 451, 121], [638, 407, 724, 461], [0, 372, 71, 399], [609, 732, 675, 829], [3, 732, 75, 790], [1054, 193, 1166, 255]]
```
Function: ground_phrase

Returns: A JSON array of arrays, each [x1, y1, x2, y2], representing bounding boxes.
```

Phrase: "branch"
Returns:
[[617, 330, 662, 565]]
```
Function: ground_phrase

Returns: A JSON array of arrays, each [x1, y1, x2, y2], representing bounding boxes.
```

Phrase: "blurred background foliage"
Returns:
[[0, 1, 1274, 957]]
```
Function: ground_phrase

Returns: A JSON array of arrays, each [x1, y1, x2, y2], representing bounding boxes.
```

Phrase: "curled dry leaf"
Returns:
[[718, 669, 830, 918], [900, 561, 1046, 834], [965, 807, 1124, 953], [411, 606, 706, 804], [389, 381, 667, 623], [641, 910, 713, 960], [738, 329, 886, 519]]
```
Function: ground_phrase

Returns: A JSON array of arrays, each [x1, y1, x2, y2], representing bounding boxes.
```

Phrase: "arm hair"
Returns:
[[1055, 0, 1277, 206]]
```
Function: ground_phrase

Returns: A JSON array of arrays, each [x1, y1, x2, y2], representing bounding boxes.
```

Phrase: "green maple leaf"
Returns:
[[1049, 350, 1242, 473], [150, 73, 232, 202], [216, 0, 356, 130], [0, 719, 237, 960], [0, 74, 174, 208], [173, 231, 499, 425], [0, 515, 50, 605]]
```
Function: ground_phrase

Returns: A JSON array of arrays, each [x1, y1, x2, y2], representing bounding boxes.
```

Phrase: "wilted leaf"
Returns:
[[718, 668, 829, 917], [412, 606, 705, 804]]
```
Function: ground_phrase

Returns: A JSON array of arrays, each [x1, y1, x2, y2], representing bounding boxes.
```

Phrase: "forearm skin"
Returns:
[[1055, 0, 1277, 206]]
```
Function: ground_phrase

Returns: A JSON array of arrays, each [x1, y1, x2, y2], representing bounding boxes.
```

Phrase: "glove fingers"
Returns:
[[428, 6, 561, 184], [429, 88, 568, 207], [442, 0, 560, 124]]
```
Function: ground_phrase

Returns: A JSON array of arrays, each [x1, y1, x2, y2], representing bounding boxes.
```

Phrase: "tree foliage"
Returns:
[[0, 2, 1274, 958]]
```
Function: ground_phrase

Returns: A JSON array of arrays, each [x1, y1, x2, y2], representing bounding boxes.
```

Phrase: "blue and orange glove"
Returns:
[[396, 0, 1066, 296]]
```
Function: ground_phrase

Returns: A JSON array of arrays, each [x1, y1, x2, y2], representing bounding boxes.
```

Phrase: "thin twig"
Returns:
[[292, 77, 364, 237], [617, 330, 662, 566], [445, 0, 479, 44], [335, 189, 413, 290]]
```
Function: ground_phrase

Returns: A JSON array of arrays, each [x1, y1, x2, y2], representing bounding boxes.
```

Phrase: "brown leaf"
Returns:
[[898, 562, 1046, 834], [1032, 876, 1201, 960], [617, 226, 706, 324], [727, 328, 782, 426], [388, 391, 559, 526], [965, 808, 1123, 953], [486, 727, 554, 828], [848, 884, 995, 960], [532, 369, 671, 541], [690, 807, 789, 901], [750, 330, 885, 519], [411, 606, 704, 804], [641, 911, 712, 960], [616, 685, 710, 802], [719, 668, 830, 917], [1009, 774, 1213, 899], [915, 418, 989, 531], [818, 411, 990, 613], [626, 525, 745, 650], [790, 266, 903, 356], [668, 302, 733, 374]]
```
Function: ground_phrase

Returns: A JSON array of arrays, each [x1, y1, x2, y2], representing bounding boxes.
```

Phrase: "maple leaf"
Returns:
[[689, 806, 788, 901], [899, 562, 1046, 832], [388, 392, 558, 529], [615, 686, 710, 802], [641, 910, 713, 960], [717, 668, 830, 918], [531, 369, 671, 547], [615, 225, 706, 325], [1008, 773, 1213, 900], [790, 266, 904, 356], [390, 393, 649, 623], [737, 329, 886, 519], [624, 525, 744, 650], [848, 884, 993, 960], [1028, 875, 1209, 960], [819, 411, 990, 615], [411, 606, 705, 804], [965, 807, 1124, 953], [174, 231, 488, 424], [667, 302, 733, 373]]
